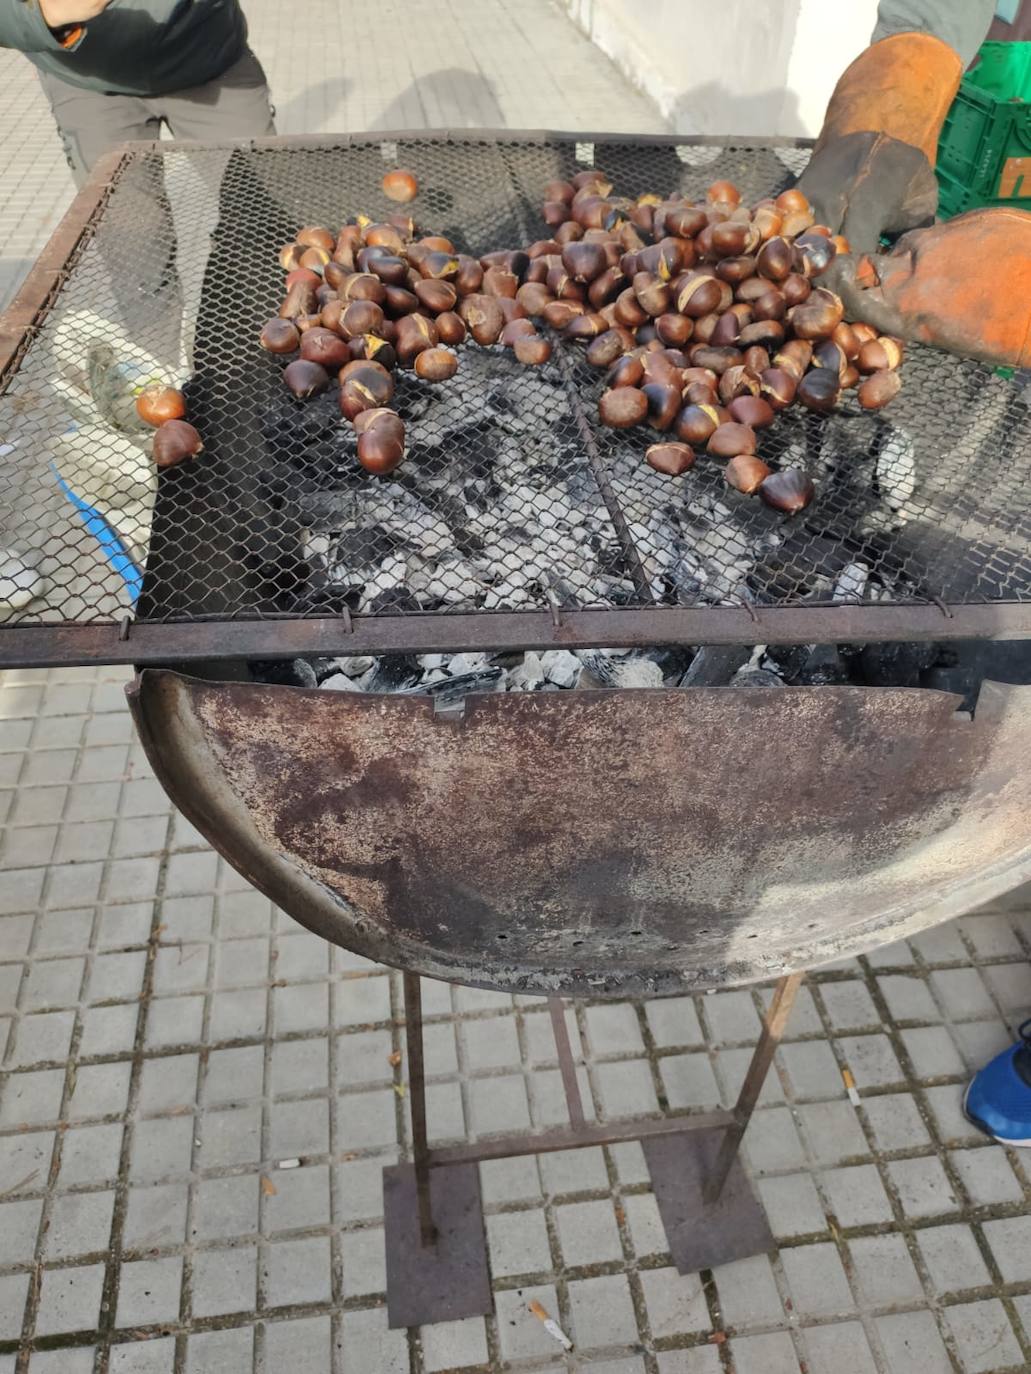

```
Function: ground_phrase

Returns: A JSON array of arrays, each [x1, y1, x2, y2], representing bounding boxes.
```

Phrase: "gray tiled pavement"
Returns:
[[4, 3, 1031, 1372]]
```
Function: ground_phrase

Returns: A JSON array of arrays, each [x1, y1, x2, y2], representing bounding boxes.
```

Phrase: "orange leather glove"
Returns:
[[797, 32, 962, 253], [830, 209, 1031, 368]]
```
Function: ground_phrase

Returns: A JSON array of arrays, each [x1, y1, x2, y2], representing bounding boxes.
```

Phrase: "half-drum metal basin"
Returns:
[[128, 672, 1031, 997]]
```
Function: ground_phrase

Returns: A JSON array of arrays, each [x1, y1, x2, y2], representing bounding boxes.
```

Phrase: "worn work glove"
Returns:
[[796, 32, 963, 253], [829, 209, 1031, 368]]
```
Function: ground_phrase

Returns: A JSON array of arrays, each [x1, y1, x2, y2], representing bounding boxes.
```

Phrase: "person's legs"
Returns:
[[37, 68, 158, 187], [148, 49, 276, 141]]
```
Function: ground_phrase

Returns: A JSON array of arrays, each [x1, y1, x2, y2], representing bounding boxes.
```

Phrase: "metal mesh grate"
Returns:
[[1, 133, 1030, 665]]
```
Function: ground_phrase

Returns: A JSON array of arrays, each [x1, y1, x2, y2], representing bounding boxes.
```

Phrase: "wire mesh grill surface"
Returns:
[[1, 134, 1030, 651]]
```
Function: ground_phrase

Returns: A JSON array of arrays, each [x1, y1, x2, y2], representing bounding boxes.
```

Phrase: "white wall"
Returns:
[[561, 0, 879, 137]]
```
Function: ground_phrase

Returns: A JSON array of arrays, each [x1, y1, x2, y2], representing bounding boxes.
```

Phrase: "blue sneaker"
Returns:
[[964, 1021, 1031, 1146]]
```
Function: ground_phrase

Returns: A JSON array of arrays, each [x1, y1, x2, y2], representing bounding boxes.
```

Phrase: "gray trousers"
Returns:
[[37, 50, 276, 368], [38, 48, 276, 186]]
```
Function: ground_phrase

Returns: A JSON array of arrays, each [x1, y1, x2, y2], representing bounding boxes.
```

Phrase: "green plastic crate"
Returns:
[[936, 41, 1031, 217]]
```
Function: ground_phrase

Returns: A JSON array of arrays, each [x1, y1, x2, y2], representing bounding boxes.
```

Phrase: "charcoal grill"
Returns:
[[5, 131, 1031, 1318]]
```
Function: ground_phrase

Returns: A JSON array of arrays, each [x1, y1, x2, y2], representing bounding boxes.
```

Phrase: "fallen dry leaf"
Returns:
[[260, 1176, 278, 1197]]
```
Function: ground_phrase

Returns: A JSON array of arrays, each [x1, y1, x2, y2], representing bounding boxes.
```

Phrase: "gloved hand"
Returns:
[[796, 32, 963, 252], [828, 209, 1031, 368]]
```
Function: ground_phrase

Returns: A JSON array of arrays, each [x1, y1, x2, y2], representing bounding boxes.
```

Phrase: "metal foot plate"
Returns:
[[643, 1128, 774, 1274], [383, 1162, 492, 1329]]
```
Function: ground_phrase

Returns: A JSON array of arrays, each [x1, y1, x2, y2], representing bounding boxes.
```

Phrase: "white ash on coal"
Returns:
[[249, 635, 978, 696]]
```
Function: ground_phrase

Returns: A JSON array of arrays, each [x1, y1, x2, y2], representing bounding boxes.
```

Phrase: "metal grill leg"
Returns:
[[643, 973, 802, 1275], [704, 972, 804, 1204], [548, 996, 585, 1128], [383, 974, 492, 1328], [403, 971, 436, 1247]]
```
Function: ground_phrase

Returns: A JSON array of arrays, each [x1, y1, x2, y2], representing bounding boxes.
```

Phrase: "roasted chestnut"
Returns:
[[340, 300, 385, 338], [414, 347, 459, 381], [614, 287, 649, 329], [728, 395, 775, 429], [565, 312, 607, 341], [284, 359, 330, 399], [796, 367, 840, 413], [382, 168, 418, 202], [774, 188, 810, 215], [420, 251, 460, 282], [153, 419, 203, 469], [599, 387, 648, 428], [774, 339, 813, 378], [633, 272, 671, 317], [501, 318, 538, 347], [135, 384, 186, 427], [757, 237, 793, 282], [356, 408, 406, 475], [483, 266, 519, 299], [588, 266, 628, 309], [296, 226, 335, 254], [781, 274, 812, 307], [646, 442, 695, 476], [725, 454, 772, 494], [708, 422, 757, 458], [285, 266, 323, 292], [516, 282, 553, 317], [396, 313, 439, 364], [711, 221, 750, 258], [562, 241, 608, 283], [357, 335, 398, 370], [259, 319, 300, 355], [857, 337, 903, 373], [759, 468, 815, 513], [513, 334, 552, 366], [759, 367, 797, 411], [433, 311, 466, 346], [279, 281, 317, 320], [790, 288, 844, 340], [586, 328, 631, 368], [340, 363, 395, 419], [340, 273, 386, 305], [832, 322, 861, 361], [675, 403, 721, 446], [711, 311, 744, 347], [665, 205, 708, 238], [543, 299, 585, 330], [300, 327, 351, 370], [609, 354, 645, 389], [412, 279, 457, 315], [674, 273, 721, 318], [708, 180, 742, 206], [690, 345, 743, 375], [642, 382, 681, 431], [458, 294, 505, 345], [793, 232, 836, 278], [718, 365, 761, 404], [747, 289, 786, 326], [858, 369, 902, 410]]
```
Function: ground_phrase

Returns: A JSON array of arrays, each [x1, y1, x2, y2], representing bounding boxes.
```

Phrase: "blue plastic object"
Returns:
[[51, 464, 143, 603]]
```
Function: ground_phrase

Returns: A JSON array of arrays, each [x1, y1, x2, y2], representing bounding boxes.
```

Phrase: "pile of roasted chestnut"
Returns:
[[257, 167, 904, 507], [135, 384, 203, 469], [259, 169, 557, 476], [533, 173, 904, 514]]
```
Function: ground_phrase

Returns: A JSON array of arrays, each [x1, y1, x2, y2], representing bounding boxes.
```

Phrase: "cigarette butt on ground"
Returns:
[[528, 1299, 574, 1351], [842, 1068, 861, 1107]]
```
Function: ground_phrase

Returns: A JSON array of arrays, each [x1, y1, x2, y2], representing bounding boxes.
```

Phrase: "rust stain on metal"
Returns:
[[129, 673, 1031, 996]]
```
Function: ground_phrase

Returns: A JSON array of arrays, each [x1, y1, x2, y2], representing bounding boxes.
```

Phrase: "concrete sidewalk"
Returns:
[[2, 4, 1031, 1372]]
